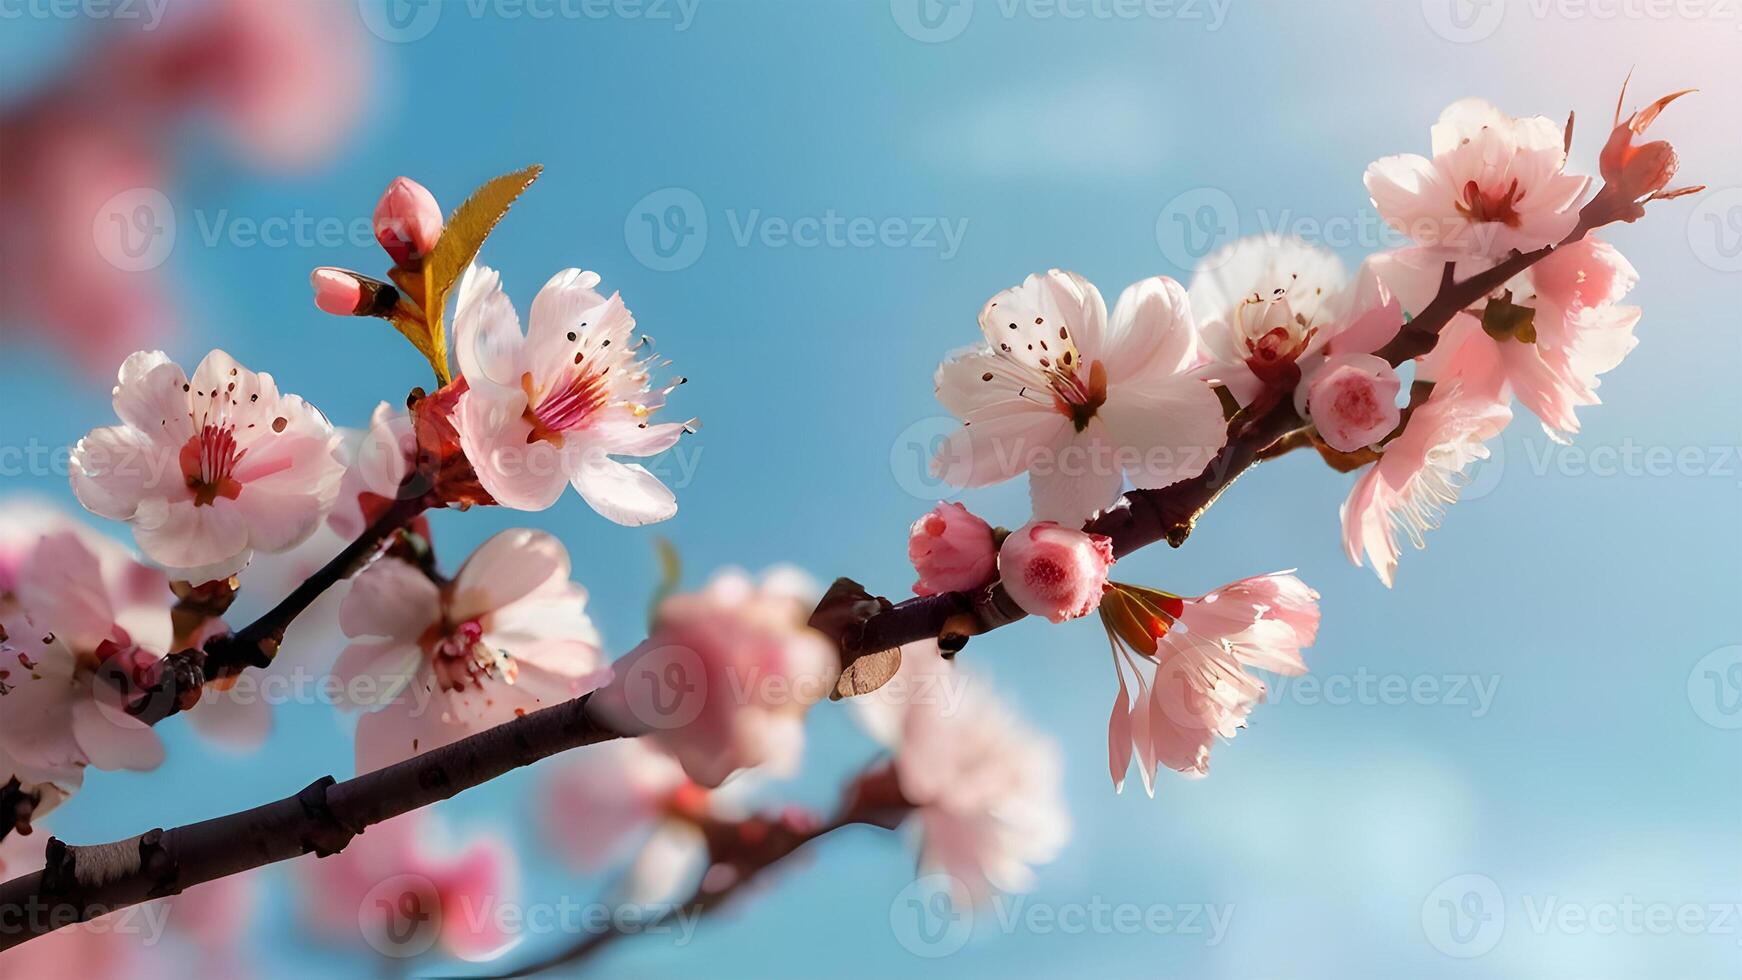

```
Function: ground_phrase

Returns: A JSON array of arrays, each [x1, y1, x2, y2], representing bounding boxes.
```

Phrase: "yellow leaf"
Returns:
[[420, 164, 544, 383]]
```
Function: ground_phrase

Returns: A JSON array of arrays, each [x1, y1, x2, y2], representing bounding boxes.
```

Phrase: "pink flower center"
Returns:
[[1331, 380, 1385, 430], [1457, 178, 1525, 228], [179, 423, 246, 507], [523, 368, 610, 447], [1024, 556, 1069, 598], [1049, 359, 1108, 432], [420, 618, 517, 693]]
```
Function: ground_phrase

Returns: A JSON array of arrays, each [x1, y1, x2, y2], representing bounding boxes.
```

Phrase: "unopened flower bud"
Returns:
[[309, 267, 363, 315], [373, 176, 443, 267], [907, 502, 998, 597]]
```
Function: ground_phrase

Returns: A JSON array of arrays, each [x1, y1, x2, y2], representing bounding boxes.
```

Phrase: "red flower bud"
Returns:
[[1595, 81, 1700, 220]]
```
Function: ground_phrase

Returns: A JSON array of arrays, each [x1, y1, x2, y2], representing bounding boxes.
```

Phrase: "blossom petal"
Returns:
[[1105, 275, 1198, 381], [933, 411, 1067, 489], [71, 698, 165, 772], [1028, 421, 1125, 526], [1098, 378, 1227, 490], [455, 386, 569, 511], [69, 424, 179, 521], [339, 558, 441, 642], [454, 263, 526, 390], [132, 498, 250, 575], [568, 454, 677, 527], [451, 528, 570, 622]]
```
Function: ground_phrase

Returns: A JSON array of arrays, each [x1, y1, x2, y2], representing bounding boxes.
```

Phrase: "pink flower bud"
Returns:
[[372, 176, 442, 267], [907, 502, 998, 596], [998, 521, 1114, 624], [309, 267, 362, 315], [1304, 353, 1401, 453]]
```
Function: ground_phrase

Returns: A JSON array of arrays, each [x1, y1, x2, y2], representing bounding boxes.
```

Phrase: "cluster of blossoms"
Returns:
[[908, 88, 1691, 792]]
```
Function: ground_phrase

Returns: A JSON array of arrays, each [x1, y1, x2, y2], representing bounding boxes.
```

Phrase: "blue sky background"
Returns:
[[2, 1, 1739, 976]]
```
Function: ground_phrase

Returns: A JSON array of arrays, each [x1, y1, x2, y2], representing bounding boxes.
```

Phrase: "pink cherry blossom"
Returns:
[[907, 502, 998, 596], [589, 568, 838, 788], [69, 349, 346, 582], [1301, 353, 1403, 452], [997, 521, 1114, 624], [856, 642, 1069, 903], [1365, 98, 1589, 257], [0, 527, 170, 814], [1381, 237, 1641, 443], [335, 529, 611, 775], [1189, 236, 1349, 406], [933, 270, 1227, 526], [452, 263, 691, 525], [1102, 573, 1319, 794], [373, 177, 444, 268], [295, 810, 520, 963], [1341, 384, 1513, 587]]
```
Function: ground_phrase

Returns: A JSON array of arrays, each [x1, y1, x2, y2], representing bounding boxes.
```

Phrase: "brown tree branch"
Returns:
[[0, 694, 621, 953]]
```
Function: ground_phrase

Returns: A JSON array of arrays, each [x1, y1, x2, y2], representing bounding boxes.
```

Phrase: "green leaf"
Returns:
[[420, 164, 544, 383]]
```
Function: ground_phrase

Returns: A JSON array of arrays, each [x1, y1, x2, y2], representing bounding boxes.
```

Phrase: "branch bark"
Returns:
[[0, 694, 621, 952]]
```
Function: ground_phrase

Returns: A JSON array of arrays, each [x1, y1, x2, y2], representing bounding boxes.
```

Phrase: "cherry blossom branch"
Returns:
[[839, 194, 1638, 666], [0, 112, 1685, 947], [0, 693, 622, 952], [120, 491, 433, 727]]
